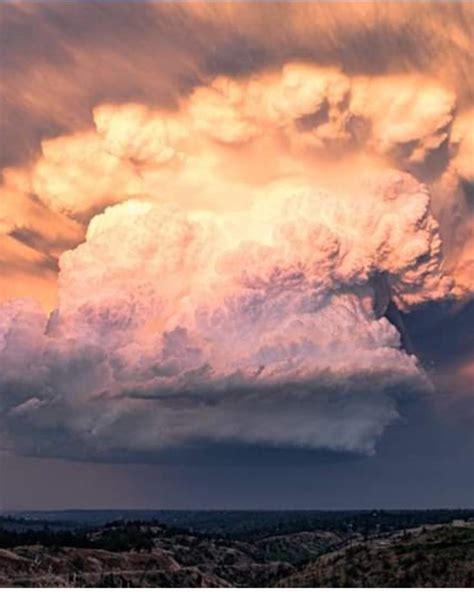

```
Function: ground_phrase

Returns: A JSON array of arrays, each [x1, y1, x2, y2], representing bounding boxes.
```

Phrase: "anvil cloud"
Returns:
[[0, 2, 473, 462]]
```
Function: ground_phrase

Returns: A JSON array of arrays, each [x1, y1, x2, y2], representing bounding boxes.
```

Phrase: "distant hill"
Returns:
[[279, 525, 474, 588], [3, 508, 474, 537]]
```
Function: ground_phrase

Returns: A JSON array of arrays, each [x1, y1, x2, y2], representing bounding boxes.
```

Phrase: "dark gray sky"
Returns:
[[1, 396, 473, 510]]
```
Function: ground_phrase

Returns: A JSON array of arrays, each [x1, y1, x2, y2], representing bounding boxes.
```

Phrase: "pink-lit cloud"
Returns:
[[0, 3, 473, 461]]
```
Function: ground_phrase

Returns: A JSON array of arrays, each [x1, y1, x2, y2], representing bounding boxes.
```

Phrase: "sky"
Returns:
[[0, 1, 473, 511]]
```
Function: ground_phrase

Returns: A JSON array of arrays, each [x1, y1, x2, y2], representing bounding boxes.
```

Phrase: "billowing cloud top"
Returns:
[[0, 2, 473, 462]]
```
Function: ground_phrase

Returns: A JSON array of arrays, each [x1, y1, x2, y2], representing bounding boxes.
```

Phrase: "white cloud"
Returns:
[[0, 172, 439, 460]]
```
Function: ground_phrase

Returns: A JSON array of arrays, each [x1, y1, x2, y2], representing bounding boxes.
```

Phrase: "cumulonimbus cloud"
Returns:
[[0, 38, 473, 460], [0, 169, 442, 459]]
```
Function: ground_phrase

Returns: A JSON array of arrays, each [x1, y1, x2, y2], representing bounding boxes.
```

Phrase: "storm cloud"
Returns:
[[0, 2, 473, 464]]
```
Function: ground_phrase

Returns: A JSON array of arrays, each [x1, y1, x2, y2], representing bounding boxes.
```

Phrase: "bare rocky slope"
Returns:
[[279, 525, 474, 588], [0, 524, 340, 587], [1, 519, 473, 587]]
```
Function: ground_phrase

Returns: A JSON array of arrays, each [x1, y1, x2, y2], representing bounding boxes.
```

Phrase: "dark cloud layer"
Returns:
[[1, 389, 473, 510]]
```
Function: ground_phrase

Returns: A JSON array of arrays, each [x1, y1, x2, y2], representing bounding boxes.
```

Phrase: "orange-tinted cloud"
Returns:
[[0, 168, 83, 308], [1, 2, 473, 308], [1, 1, 473, 168], [0, 1, 473, 460], [4, 61, 471, 305]]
